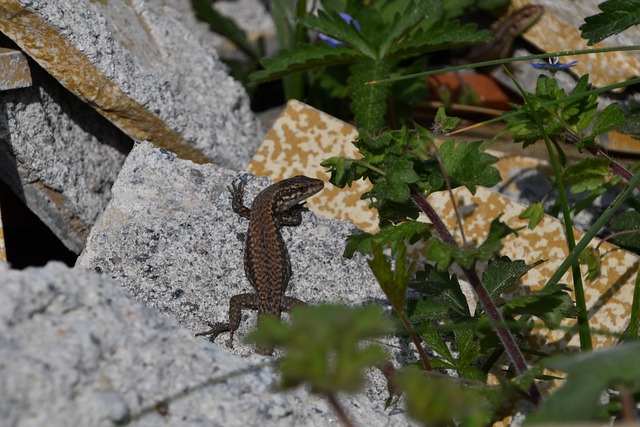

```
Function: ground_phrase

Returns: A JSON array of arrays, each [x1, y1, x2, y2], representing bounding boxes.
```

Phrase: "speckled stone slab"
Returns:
[[0, 47, 31, 91], [0, 198, 5, 262], [511, 0, 640, 89], [248, 100, 639, 352], [0, 0, 261, 166]]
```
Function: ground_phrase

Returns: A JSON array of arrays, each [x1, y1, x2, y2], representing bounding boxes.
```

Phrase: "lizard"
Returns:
[[465, 5, 544, 64], [197, 175, 324, 355]]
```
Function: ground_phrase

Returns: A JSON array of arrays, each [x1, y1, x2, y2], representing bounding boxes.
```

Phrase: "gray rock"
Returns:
[[76, 141, 390, 357], [0, 0, 262, 252], [0, 261, 409, 426], [16, 0, 261, 168], [76, 141, 416, 408], [0, 66, 132, 253]]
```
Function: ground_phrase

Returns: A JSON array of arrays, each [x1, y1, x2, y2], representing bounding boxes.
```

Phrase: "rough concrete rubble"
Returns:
[[0, 0, 262, 253], [0, 261, 409, 427]]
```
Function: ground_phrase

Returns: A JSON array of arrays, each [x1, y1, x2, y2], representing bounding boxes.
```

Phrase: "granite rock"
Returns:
[[0, 261, 409, 426]]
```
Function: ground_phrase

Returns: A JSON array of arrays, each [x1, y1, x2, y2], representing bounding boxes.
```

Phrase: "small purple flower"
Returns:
[[532, 57, 578, 72], [318, 12, 360, 47]]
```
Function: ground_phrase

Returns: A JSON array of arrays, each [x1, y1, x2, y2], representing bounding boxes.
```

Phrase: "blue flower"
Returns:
[[318, 12, 361, 47], [532, 57, 578, 72]]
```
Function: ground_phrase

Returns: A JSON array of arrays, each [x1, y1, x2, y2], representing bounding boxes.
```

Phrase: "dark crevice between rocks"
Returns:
[[0, 180, 77, 269]]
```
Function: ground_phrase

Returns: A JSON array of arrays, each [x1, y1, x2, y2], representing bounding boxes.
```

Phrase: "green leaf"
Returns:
[[368, 242, 416, 311], [426, 217, 519, 270], [250, 44, 364, 83], [610, 210, 640, 253], [476, 217, 522, 260], [301, 10, 377, 58], [348, 60, 390, 132], [580, 0, 640, 45], [248, 304, 392, 394], [376, 0, 438, 58], [578, 247, 601, 281], [410, 264, 470, 317], [396, 367, 491, 427], [483, 256, 544, 300], [389, 21, 492, 60], [434, 107, 461, 134], [453, 327, 485, 381], [560, 157, 611, 194], [502, 283, 573, 328], [591, 103, 626, 136], [527, 341, 640, 423], [420, 323, 455, 364], [439, 140, 501, 194], [405, 298, 451, 323], [519, 203, 545, 229], [321, 156, 367, 188], [192, 0, 261, 61], [343, 221, 431, 258]]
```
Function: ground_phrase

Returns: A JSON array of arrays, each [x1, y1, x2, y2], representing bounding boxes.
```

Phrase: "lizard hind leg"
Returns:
[[196, 293, 258, 348]]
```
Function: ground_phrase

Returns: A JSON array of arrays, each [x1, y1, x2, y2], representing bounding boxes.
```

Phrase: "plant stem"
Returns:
[[397, 310, 433, 371], [409, 190, 540, 403], [504, 67, 592, 351], [629, 270, 640, 340], [369, 45, 640, 85], [449, 76, 640, 136], [545, 169, 640, 289], [325, 393, 355, 427]]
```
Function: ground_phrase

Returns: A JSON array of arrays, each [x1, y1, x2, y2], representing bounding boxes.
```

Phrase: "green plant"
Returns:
[[243, 0, 640, 425]]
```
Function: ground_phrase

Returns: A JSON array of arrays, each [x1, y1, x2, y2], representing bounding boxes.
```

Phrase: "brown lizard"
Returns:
[[466, 5, 544, 64], [197, 175, 324, 355]]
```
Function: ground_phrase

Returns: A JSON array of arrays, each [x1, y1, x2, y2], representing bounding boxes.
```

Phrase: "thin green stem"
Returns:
[[287, 0, 308, 100], [368, 45, 640, 85], [629, 270, 640, 340], [504, 66, 592, 350], [545, 169, 640, 289], [449, 76, 640, 136]]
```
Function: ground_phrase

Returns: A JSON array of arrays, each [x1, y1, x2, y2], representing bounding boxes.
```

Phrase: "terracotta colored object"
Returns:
[[426, 72, 514, 110], [249, 100, 638, 352]]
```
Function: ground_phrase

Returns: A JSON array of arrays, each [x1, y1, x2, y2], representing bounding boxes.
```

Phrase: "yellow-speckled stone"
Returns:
[[0, 1, 210, 164], [249, 100, 638, 353]]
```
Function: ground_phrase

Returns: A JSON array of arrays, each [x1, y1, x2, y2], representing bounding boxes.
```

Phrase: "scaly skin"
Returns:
[[197, 176, 324, 355]]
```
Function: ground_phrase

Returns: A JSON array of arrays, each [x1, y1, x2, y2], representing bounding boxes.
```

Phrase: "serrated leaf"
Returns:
[[426, 239, 456, 270], [301, 10, 376, 58], [528, 341, 640, 423], [368, 242, 416, 311], [420, 323, 455, 364], [410, 264, 470, 317], [502, 283, 573, 328], [389, 21, 492, 60], [426, 217, 519, 270], [591, 103, 626, 136], [348, 60, 389, 132], [251, 44, 364, 83], [561, 157, 611, 194], [483, 256, 544, 300], [434, 107, 461, 134], [610, 210, 640, 253], [377, 0, 438, 58], [580, 0, 640, 45], [248, 304, 392, 394], [519, 203, 544, 229], [343, 221, 431, 258], [476, 217, 522, 260], [397, 367, 491, 427], [578, 247, 601, 281], [405, 298, 451, 323], [321, 156, 365, 188], [439, 140, 501, 194]]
